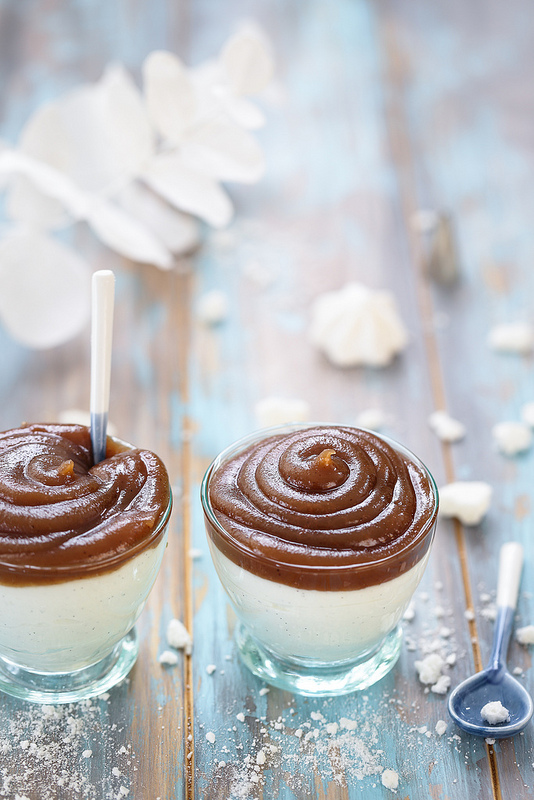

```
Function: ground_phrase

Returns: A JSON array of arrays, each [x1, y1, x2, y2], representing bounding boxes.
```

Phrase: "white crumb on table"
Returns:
[[435, 720, 448, 736], [166, 618, 193, 655], [414, 653, 445, 686], [516, 625, 534, 645], [236, 712, 245, 722], [158, 650, 179, 666], [254, 396, 310, 428], [481, 701, 510, 724], [402, 601, 415, 622], [196, 290, 229, 325], [381, 768, 399, 791], [355, 408, 386, 431], [428, 410, 466, 442], [492, 421, 532, 456], [488, 322, 534, 354], [206, 664, 217, 675], [438, 481, 492, 525], [521, 402, 534, 427], [188, 548, 203, 559], [259, 687, 270, 696], [431, 675, 451, 695], [81, 749, 92, 758], [410, 208, 439, 233], [206, 732, 216, 744]]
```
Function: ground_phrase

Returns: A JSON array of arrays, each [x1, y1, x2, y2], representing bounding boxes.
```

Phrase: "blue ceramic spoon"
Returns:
[[448, 542, 533, 739]]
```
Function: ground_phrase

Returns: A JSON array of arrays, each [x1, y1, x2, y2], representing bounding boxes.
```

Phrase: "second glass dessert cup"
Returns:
[[201, 423, 439, 696]]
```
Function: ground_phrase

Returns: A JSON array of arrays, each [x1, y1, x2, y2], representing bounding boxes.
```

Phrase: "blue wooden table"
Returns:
[[1, 1, 534, 797]]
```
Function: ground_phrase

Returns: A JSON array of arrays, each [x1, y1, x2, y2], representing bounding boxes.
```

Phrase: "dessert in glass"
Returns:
[[201, 423, 438, 695], [0, 423, 172, 703]]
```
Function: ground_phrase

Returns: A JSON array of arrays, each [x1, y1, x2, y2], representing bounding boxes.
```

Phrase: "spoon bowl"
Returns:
[[448, 543, 534, 738], [448, 660, 534, 739]]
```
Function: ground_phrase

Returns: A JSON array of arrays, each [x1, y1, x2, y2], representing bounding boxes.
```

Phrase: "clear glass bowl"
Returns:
[[201, 423, 438, 696]]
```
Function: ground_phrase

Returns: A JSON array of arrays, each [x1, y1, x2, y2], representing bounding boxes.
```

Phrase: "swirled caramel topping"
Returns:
[[0, 424, 171, 585], [207, 426, 437, 590]]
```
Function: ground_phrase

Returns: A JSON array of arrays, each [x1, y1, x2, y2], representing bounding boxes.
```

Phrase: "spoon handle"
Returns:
[[489, 542, 524, 671], [496, 542, 524, 610]]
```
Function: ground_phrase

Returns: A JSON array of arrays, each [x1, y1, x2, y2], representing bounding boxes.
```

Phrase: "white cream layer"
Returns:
[[0, 534, 167, 672], [210, 543, 430, 663]]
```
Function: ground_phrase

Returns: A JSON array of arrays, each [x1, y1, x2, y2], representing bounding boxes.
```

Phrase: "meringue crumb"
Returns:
[[481, 701, 510, 724], [166, 618, 193, 655], [492, 421, 532, 456], [206, 732, 216, 744], [381, 768, 399, 791], [206, 664, 217, 675], [516, 625, 534, 645], [158, 650, 179, 666], [435, 720, 447, 736], [488, 322, 534, 354], [254, 396, 310, 428], [439, 481, 492, 525], [428, 410, 466, 442]]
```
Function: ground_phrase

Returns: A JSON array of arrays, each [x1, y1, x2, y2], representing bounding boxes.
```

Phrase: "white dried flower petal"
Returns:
[[309, 282, 408, 368], [5, 105, 72, 229], [143, 51, 197, 144], [115, 182, 200, 256], [0, 228, 90, 348], [0, 149, 89, 220], [0, 151, 172, 267], [143, 153, 233, 227], [220, 24, 275, 95], [216, 90, 266, 129], [85, 198, 173, 269], [181, 120, 265, 183], [439, 481, 492, 526], [97, 63, 154, 177]]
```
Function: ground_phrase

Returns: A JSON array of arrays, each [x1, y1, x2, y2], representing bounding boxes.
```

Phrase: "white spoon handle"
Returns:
[[496, 542, 524, 609]]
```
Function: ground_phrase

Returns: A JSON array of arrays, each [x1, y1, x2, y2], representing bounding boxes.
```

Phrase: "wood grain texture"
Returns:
[[0, 0, 534, 798]]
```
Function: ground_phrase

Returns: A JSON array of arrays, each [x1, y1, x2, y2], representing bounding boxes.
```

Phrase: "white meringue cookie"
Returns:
[[309, 282, 408, 368]]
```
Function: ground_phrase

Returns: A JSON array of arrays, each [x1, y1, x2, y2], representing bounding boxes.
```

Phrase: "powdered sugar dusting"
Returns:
[[0, 699, 136, 799]]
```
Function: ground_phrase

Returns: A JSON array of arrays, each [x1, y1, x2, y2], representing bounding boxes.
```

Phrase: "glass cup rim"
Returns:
[[201, 421, 439, 577], [0, 434, 173, 581]]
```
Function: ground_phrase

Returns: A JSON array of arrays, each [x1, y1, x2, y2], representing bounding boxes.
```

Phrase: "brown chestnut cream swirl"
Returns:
[[207, 426, 437, 590], [0, 424, 171, 584]]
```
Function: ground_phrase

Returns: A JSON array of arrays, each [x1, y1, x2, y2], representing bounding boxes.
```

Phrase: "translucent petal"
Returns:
[[85, 198, 173, 269], [142, 51, 197, 144], [0, 150, 89, 219], [0, 228, 90, 349], [190, 61, 265, 129], [142, 153, 233, 228], [181, 120, 265, 183], [115, 182, 201, 255], [215, 89, 266, 129], [9, 65, 153, 197], [5, 104, 73, 228], [98, 63, 154, 176], [220, 24, 275, 95]]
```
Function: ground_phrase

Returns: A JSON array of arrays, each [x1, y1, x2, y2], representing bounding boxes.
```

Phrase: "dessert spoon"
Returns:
[[448, 542, 533, 738], [90, 270, 115, 465]]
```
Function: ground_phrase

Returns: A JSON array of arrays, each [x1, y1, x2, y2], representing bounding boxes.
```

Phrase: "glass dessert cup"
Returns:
[[0, 434, 172, 704], [201, 423, 438, 696]]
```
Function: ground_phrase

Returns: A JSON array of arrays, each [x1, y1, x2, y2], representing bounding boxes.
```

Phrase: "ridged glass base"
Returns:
[[235, 623, 403, 696], [0, 628, 139, 704]]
